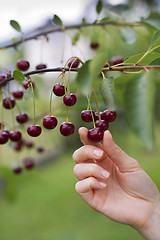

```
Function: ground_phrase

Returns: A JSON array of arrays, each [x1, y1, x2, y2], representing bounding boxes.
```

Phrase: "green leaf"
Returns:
[[100, 78, 116, 110], [150, 29, 160, 49], [23, 86, 32, 100], [124, 52, 160, 65], [96, 0, 103, 14], [119, 27, 137, 45], [76, 60, 92, 96], [142, 12, 160, 30], [72, 32, 80, 45], [82, 18, 87, 24], [125, 72, 155, 149], [52, 14, 63, 26], [10, 20, 21, 32], [89, 52, 108, 81], [13, 70, 25, 81]]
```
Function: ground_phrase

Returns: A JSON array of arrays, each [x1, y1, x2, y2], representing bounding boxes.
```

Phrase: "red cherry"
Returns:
[[37, 146, 45, 153], [9, 130, 22, 142], [12, 90, 24, 99], [95, 120, 109, 131], [90, 42, 99, 49], [53, 83, 65, 96], [111, 57, 124, 65], [60, 122, 75, 136], [14, 140, 24, 151], [25, 140, 34, 148], [16, 113, 29, 124], [36, 64, 47, 70], [13, 166, 23, 174], [101, 110, 117, 122], [0, 130, 9, 144], [68, 59, 80, 68], [17, 59, 30, 71], [3, 97, 15, 109], [27, 125, 42, 137], [24, 158, 35, 169], [81, 110, 95, 122], [63, 93, 77, 106], [43, 115, 58, 129], [23, 81, 34, 89], [88, 127, 104, 142], [0, 75, 7, 88]]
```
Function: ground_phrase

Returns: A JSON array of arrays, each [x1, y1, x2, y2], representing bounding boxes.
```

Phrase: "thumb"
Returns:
[[102, 130, 141, 172]]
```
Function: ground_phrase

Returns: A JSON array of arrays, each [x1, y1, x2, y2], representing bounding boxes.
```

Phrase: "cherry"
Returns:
[[88, 127, 104, 142], [68, 59, 80, 68], [24, 158, 35, 169], [37, 146, 45, 153], [17, 59, 30, 71], [27, 125, 42, 137], [3, 97, 15, 109], [90, 42, 99, 49], [94, 112, 100, 121], [25, 140, 34, 148], [0, 130, 9, 144], [16, 113, 28, 124], [63, 93, 77, 106], [60, 122, 75, 136], [12, 90, 24, 99], [23, 81, 34, 89], [81, 110, 95, 122], [0, 75, 7, 88], [36, 64, 47, 70], [101, 110, 117, 122], [43, 115, 58, 129], [111, 57, 124, 65], [95, 120, 109, 131], [13, 166, 23, 174], [53, 83, 65, 96], [14, 140, 24, 151], [9, 130, 22, 142]]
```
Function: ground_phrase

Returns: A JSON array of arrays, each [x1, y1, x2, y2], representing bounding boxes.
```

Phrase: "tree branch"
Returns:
[[0, 21, 140, 50]]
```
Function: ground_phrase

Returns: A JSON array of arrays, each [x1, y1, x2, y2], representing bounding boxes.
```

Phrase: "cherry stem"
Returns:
[[30, 80, 36, 125], [66, 107, 69, 123], [87, 95, 96, 128], [93, 87, 101, 121], [1, 91, 4, 131], [67, 57, 80, 94], [49, 72, 64, 116]]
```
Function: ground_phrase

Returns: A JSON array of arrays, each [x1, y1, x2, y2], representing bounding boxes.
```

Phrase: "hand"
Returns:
[[73, 127, 160, 233]]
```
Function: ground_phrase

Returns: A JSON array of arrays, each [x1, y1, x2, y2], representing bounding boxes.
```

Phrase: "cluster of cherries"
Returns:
[[81, 109, 117, 142]]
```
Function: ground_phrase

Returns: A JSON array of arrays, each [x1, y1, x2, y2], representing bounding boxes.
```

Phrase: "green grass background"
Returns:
[[0, 128, 160, 240]]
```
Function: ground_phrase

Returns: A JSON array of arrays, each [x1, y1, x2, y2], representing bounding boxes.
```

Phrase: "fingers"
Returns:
[[78, 127, 102, 148], [73, 145, 105, 164], [75, 177, 107, 193], [74, 163, 110, 180], [102, 130, 141, 172]]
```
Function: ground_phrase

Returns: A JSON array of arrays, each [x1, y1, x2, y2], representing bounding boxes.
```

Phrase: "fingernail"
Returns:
[[101, 170, 110, 179], [94, 149, 103, 157], [99, 182, 106, 188]]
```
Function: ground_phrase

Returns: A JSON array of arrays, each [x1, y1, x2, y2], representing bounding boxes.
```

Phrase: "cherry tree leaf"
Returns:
[[52, 15, 63, 26], [142, 12, 160, 30], [124, 52, 160, 65], [10, 20, 21, 32], [100, 77, 116, 110], [13, 70, 25, 81], [96, 0, 103, 14]]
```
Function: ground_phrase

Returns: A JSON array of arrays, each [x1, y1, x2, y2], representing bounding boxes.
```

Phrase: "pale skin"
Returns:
[[73, 127, 160, 240]]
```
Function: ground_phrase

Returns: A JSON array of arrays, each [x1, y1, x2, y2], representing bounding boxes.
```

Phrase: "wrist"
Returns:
[[137, 198, 160, 240]]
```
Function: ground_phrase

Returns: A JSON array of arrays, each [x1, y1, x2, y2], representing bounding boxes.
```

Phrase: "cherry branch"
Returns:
[[0, 64, 160, 87], [0, 21, 140, 50]]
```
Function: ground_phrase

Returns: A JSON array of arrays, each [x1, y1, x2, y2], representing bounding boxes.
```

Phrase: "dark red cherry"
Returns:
[[24, 158, 35, 169], [13, 166, 23, 174], [0, 75, 7, 88], [60, 122, 75, 136], [27, 125, 42, 137], [36, 64, 47, 70], [14, 140, 24, 151], [12, 90, 24, 99], [111, 57, 124, 65], [101, 110, 117, 122], [68, 59, 80, 68], [63, 93, 77, 106], [17, 59, 30, 71], [43, 115, 58, 129], [90, 42, 99, 49], [9, 130, 22, 142], [37, 146, 45, 153], [16, 113, 28, 124], [0, 130, 9, 144], [23, 81, 34, 89], [53, 83, 65, 96], [88, 127, 104, 142], [25, 140, 34, 148], [95, 120, 109, 131], [81, 110, 95, 122], [94, 112, 100, 121], [3, 97, 15, 109]]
